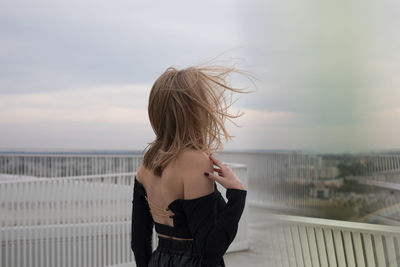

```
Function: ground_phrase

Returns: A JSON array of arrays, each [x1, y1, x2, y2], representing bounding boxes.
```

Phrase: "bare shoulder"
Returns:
[[136, 161, 145, 183], [174, 149, 214, 199], [174, 149, 210, 166]]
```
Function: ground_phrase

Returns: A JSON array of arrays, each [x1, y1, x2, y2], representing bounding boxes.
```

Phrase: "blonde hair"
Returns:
[[142, 63, 252, 176]]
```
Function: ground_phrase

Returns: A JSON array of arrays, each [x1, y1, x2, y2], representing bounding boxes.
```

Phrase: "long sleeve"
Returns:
[[131, 178, 154, 267], [215, 188, 227, 218], [182, 187, 247, 267]]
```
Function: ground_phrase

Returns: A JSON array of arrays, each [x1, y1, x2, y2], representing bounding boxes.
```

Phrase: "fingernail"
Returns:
[[204, 172, 209, 177]]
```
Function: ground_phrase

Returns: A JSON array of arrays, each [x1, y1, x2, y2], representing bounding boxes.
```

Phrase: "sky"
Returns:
[[1, 0, 400, 154]]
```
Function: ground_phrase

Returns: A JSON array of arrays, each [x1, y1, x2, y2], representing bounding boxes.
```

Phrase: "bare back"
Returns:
[[136, 149, 215, 227]]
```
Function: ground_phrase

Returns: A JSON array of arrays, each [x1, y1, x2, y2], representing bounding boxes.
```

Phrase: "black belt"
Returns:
[[157, 235, 195, 251]]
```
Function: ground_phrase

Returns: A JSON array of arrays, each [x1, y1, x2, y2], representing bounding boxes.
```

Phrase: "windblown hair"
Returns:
[[142, 63, 251, 176]]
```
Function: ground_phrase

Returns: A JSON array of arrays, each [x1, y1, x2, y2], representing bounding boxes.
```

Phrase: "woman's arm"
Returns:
[[182, 184, 247, 267], [179, 152, 246, 267], [131, 177, 154, 267]]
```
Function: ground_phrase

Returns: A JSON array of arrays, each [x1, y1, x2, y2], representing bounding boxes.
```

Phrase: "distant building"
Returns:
[[310, 186, 330, 199], [309, 178, 343, 199]]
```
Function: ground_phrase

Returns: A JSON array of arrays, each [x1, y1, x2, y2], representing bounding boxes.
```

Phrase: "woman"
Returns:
[[131, 63, 249, 267]]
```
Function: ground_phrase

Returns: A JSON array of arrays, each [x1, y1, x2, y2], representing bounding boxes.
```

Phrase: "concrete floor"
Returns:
[[224, 205, 280, 267]]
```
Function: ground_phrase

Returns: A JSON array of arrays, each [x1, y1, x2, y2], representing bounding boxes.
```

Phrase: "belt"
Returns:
[[157, 235, 195, 251]]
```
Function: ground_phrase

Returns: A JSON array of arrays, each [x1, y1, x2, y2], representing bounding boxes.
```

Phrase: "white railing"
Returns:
[[215, 151, 322, 208], [0, 154, 143, 177], [0, 173, 135, 227], [0, 163, 248, 267], [266, 214, 400, 267], [1, 222, 132, 267], [365, 154, 400, 174], [0, 173, 136, 267]]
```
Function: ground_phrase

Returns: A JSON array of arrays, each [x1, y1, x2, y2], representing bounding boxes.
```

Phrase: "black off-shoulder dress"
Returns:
[[131, 175, 247, 267]]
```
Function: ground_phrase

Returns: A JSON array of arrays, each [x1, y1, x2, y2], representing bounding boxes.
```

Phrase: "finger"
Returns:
[[204, 171, 224, 184], [209, 155, 224, 169], [213, 167, 222, 172]]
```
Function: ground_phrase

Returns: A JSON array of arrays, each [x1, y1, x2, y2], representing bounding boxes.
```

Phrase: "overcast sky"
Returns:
[[1, 0, 399, 154]]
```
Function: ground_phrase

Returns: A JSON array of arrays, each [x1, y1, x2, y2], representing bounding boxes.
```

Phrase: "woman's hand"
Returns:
[[204, 154, 245, 190]]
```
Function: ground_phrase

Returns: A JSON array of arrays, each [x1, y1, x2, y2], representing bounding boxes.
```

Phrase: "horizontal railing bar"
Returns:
[[267, 213, 400, 235], [0, 172, 137, 184]]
